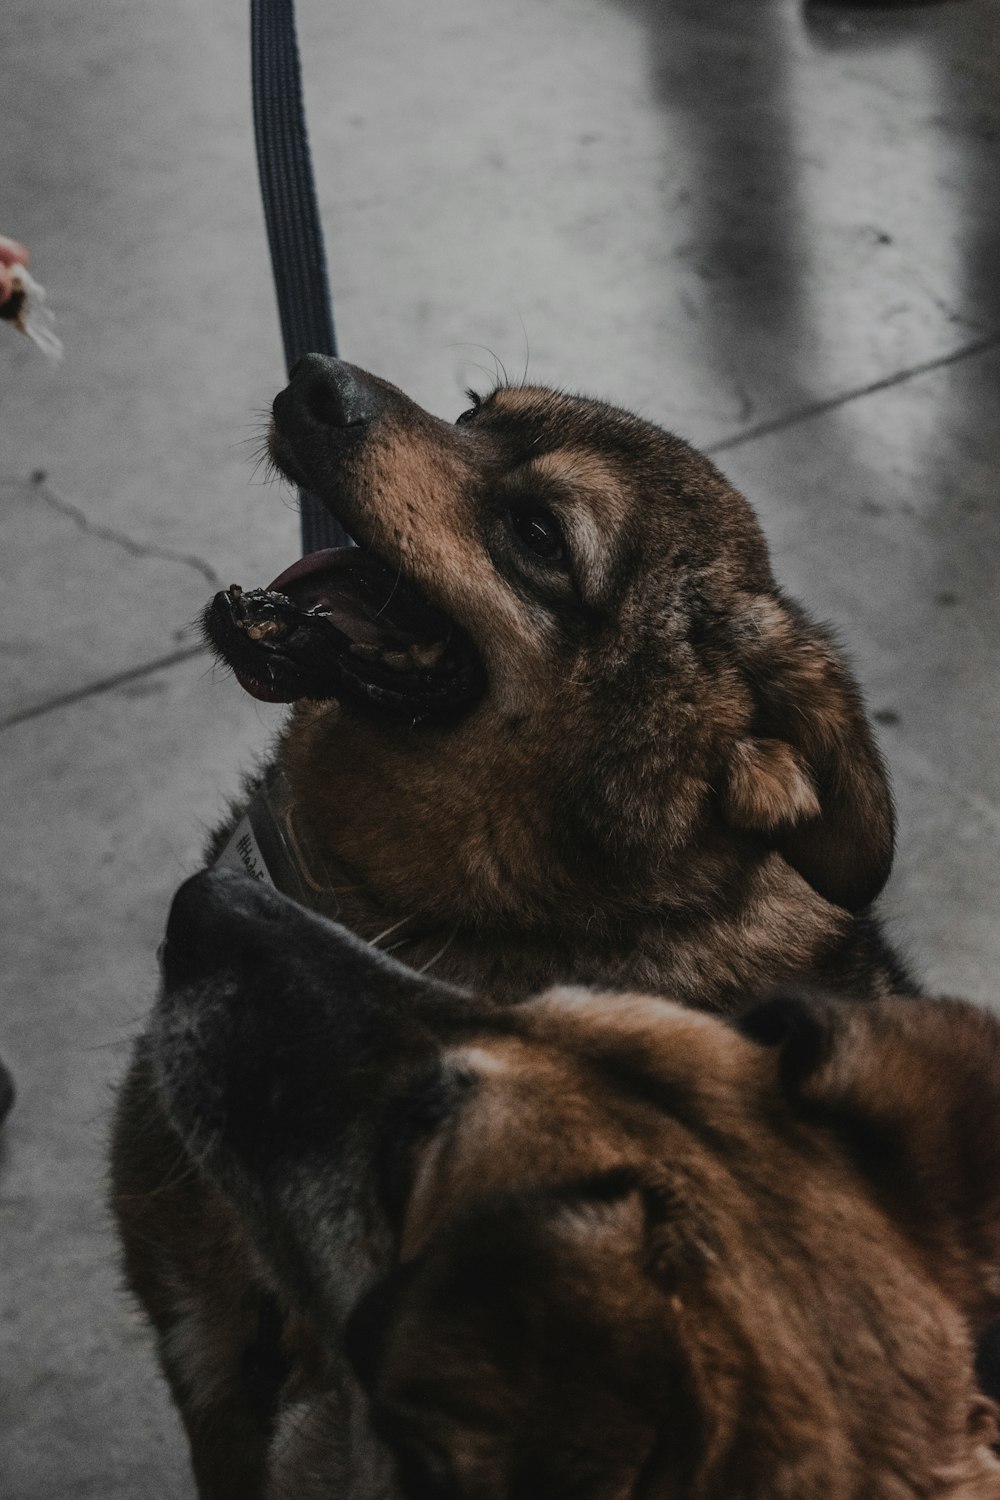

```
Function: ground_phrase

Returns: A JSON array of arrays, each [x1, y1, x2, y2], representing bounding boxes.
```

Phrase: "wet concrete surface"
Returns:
[[1, 0, 998, 1494]]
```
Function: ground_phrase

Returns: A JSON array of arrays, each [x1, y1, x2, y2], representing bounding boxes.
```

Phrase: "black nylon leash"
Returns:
[[251, 0, 352, 553]]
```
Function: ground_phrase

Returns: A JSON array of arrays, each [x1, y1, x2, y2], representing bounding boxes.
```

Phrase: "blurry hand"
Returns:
[[0, 237, 30, 306]]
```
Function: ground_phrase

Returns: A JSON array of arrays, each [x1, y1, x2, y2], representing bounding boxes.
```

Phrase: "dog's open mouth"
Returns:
[[203, 548, 485, 722]]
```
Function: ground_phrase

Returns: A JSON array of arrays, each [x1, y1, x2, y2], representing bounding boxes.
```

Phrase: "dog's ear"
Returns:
[[720, 596, 894, 911], [739, 990, 1000, 1122], [740, 994, 1000, 1292], [736, 991, 839, 1092]]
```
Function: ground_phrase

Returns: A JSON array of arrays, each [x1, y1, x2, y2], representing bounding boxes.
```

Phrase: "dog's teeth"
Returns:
[[408, 640, 446, 669], [246, 619, 284, 642], [351, 642, 425, 672]]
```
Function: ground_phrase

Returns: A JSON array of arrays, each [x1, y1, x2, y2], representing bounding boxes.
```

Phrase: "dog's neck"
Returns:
[[272, 708, 856, 1010]]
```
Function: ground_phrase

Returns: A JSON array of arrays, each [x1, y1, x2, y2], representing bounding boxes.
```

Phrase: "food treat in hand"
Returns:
[[0, 263, 63, 363]]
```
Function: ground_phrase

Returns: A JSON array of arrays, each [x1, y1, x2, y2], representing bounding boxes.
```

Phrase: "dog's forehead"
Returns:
[[524, 985, 748, 1066], [439, 986, 762, 1119], [481, 383, 664, 457], [479, 385, 771, 564]]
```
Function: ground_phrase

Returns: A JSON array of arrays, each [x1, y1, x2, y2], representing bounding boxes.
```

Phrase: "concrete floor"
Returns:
[[1, 0, 998, 1494]]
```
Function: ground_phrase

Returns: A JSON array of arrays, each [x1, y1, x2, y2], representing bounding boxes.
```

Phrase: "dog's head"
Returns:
[[152, 868, 1000, 1499], [204, 359, 892, 922]]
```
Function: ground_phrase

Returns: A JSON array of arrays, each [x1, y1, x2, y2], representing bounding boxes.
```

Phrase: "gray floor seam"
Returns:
[[0, 644, 209, 733], [705, 329, 1000, 458], [9, 471, 222, 587]]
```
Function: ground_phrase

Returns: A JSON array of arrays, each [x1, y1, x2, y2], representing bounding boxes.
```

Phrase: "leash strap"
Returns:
[[251, 0, 352, 553]]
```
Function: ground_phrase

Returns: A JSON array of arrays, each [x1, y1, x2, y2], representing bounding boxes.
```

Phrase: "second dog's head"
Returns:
[[204, 360, 892, 928], [152, 868, 1000, 1499]]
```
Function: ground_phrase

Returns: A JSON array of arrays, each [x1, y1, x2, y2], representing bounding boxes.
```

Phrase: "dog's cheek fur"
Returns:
[[356, 426, 555, 695]]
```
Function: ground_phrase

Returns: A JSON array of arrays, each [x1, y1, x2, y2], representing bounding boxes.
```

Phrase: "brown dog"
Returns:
[[144, 869, 1000, 1499], [113, 362, 914, 1495], [201, 356, 908, 1007]]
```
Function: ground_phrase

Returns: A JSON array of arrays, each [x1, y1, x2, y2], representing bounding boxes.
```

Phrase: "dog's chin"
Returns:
[[267, 427, 354, 500], [202, 544, 487, 724]]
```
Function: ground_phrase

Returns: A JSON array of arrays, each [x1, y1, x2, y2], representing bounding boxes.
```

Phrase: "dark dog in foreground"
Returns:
[[113, 362, 915, 1495], [143, 868, 1000, 1499]]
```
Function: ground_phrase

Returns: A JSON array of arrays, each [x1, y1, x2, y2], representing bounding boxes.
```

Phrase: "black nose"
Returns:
[[162, 867, 288, 990], [272, 354, 379, 439]]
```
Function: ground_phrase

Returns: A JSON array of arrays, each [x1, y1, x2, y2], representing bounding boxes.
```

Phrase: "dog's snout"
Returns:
[[162, 867, 285, 990], [273, 354, 379, 438]]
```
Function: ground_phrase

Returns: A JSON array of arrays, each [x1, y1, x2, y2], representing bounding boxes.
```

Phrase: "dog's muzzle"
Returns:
[[272, 354, 381, 441]]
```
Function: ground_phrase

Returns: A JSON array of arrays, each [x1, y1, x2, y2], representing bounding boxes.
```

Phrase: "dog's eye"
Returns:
[[455, 389, 482, 425], [508, 506, 567, 566]]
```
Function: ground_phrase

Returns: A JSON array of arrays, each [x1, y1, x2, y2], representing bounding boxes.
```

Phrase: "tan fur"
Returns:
[[113, 368, 912, 1496], [136, 881, 1000, 1499], [722, 736, 821, 831], [340, 989, 1000, 1500]]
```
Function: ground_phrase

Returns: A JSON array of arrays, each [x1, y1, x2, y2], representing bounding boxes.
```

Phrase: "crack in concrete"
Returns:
[[10, 471, 221, 587], [885, 733, 1000, 837], [705, 328, 1000, 458], [0, 644, 209, 733]]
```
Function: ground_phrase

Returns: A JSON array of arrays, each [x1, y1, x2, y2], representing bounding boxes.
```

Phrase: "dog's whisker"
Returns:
[[415, 925, 459, 976], [248, 451, 282, 488], [368, 913, 415, 948], [468, 359, 497, 390], [372, 550, 405, 619], [116, 1151, 201, 1204], [451, 344, 513, 399]]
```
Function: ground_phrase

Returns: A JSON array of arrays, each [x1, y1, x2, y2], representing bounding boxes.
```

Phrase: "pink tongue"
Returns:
[[267, 547, 349, 594], [266, 546, 394, 647]]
